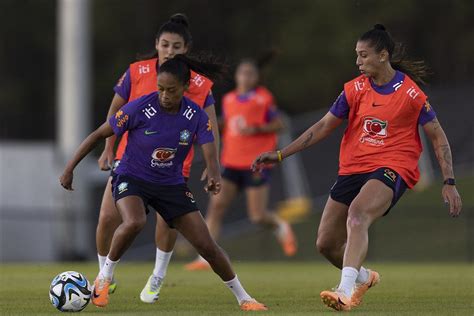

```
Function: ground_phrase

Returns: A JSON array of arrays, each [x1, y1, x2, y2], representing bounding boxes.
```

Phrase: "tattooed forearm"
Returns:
[[302, 131, 313, 149], [424, 117, 456, 179], [431, 118, 440, 131], [435, 143, 454, 178], [280, 113, 341, 158]]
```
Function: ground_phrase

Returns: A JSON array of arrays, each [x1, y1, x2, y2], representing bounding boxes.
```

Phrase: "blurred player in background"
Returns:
[[185, 53, 297, 271], [95, 13, 219, 295], [60, 55, 267, 311], [253, 24, 462, 311]]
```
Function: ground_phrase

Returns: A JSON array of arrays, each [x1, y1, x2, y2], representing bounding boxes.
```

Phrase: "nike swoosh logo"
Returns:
[[372, 103, 383, 107], [145, 130, 158, 135], [92, 289, 100, 299]]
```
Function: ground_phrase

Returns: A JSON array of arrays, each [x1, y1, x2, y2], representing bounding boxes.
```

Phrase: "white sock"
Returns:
[[100, 257, 119, 280], [337, 267, 359, 297], [356, 266, 370, 284], [223, 275, 252, 304], [98, 254, 107, 270], [152, 248, 173, 279]]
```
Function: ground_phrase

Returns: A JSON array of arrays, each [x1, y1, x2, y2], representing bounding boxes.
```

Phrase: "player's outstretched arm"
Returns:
[[252, 111, 343, 169], [200, 142, 221, 195], [98, 94, 127, 171], [423, 118, 462, 216], [60, 122, 115, 191]]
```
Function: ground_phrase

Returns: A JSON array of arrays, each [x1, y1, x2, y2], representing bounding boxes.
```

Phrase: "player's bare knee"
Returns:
[[123, 217, 146, 234], [316, 234, 335, 255], [196, 240, 219, 262], [347, 206, 368, 230], [98, 211, 120, 227]]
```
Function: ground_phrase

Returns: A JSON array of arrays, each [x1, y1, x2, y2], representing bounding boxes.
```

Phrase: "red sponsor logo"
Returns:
[[360, 117, 388, 147], [363, 117, 388, 138], [151, 148, 177, 162]]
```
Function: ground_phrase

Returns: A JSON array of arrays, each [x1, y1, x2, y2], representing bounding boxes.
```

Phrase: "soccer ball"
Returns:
[[49, 271, 92, 312]]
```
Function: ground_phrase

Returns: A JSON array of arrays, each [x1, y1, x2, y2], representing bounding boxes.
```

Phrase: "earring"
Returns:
[[380, 59, 384, 63]]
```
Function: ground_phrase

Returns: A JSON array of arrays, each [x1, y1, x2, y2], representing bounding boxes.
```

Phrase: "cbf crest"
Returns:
[[179, 129, 191, 146]]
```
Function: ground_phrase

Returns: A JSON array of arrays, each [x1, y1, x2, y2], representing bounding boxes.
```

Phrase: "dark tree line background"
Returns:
[[1, 0, 473, 140]]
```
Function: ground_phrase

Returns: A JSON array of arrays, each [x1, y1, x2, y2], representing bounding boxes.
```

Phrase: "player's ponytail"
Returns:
[[359, 24, 430, 85], [159, 53, 228, 85], [137, 13, 192, 61], [156, 13, 192, 47]]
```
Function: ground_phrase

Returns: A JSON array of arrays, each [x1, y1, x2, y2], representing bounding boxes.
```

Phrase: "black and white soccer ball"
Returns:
[[49, 271, 91, 312]]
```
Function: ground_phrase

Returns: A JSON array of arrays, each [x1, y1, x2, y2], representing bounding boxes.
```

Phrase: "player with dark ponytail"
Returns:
[[94, 13, 220, 297], [60, 55, 267, 311], [359, 24, 430, 85], [253, 24, 462, 311]]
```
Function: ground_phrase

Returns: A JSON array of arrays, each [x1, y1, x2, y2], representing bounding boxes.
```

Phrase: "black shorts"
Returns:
[[222, 167, 271, 189], [330, 167, 408, 215], [111, 174, 199, 227]]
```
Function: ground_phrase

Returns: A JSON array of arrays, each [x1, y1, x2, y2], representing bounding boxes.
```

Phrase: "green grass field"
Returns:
[[1, 262, 473, 315]]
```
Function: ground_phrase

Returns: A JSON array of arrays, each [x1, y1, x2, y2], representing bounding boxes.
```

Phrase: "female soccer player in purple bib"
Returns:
[[59, 55, 267, 311]]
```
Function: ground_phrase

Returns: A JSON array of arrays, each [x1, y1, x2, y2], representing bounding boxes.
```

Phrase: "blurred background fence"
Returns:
[[1, 0, 473, 262]]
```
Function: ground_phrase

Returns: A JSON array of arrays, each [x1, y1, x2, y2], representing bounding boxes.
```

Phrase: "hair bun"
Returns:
[[374, 24, 386, 31], [170, 13, 189, 28]]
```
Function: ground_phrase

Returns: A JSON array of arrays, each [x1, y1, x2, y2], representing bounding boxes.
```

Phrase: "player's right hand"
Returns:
[[59, 170, 74, 191], [98, 148, 114, 171], [252, 151, 279, 172], [204, 177, 221, 195], [442, 185, 462, 217]]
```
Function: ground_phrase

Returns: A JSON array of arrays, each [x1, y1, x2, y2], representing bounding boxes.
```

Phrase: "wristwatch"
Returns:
[[443, 178, 456, 185]]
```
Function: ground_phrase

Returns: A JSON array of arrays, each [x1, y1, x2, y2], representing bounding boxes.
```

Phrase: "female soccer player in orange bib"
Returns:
[[185, 54, 298, 271], [95, 14, 219, 296], [253, 24, 462, 311]]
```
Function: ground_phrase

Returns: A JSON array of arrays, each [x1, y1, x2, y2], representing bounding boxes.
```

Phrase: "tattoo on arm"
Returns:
[[431, 118, 440, 131], [302, 131, 313, 149], [435, 144, 454, 178]]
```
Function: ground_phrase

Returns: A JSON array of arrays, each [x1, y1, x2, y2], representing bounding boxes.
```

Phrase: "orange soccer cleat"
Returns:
[[351, 269, 380, 307], [91, 276, 111, 308], [184, 259, 211, 271], [320, 289, 352, 311], [240, 299, 268, 311]]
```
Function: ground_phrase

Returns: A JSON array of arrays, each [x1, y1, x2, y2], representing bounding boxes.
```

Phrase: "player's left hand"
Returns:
[[204, 177, 221, 194], [442, 185, 462, 217], [59, 170, 74, 191]]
